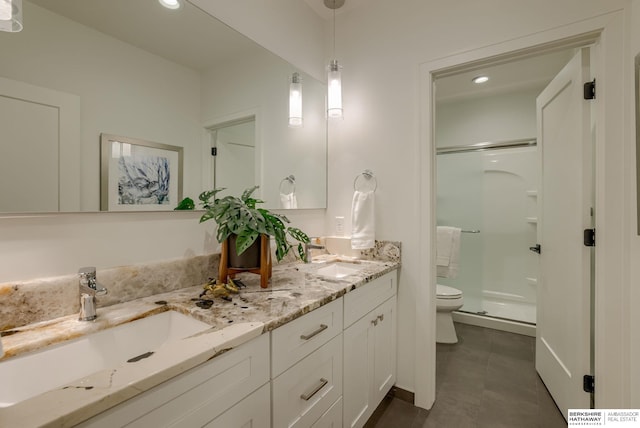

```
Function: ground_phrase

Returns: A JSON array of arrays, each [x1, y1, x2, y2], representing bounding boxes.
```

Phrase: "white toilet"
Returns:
[[436, 284, 464, 344]]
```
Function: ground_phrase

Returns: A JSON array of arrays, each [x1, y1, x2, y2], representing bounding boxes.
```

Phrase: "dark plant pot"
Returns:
[[228, 234, 261, 268]]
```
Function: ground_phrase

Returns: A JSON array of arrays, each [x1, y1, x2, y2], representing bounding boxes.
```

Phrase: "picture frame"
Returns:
[[100, 133, 183, 211]]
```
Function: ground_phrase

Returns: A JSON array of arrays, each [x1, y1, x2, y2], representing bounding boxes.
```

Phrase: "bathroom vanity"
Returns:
[[0, 259, 398, 428]]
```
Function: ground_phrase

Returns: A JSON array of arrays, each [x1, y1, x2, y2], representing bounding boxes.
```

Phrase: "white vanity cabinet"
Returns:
[[78, 333, 270, 428], [271, 298, 344, 428], [343, 271, 397, 428], [75, 268, 398, 428]]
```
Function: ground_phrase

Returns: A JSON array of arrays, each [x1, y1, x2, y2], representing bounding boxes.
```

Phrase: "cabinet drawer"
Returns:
[[80, 333, 269, 428], [344, 270, 397, 328], [272, 334, 343, 428], [204, 382, 270, 428], [311, 397, 342, 428], [272, 298, 343, 377]]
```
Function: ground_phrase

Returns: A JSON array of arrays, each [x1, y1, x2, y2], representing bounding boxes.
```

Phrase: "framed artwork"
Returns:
[[100, 133, 183, 211]]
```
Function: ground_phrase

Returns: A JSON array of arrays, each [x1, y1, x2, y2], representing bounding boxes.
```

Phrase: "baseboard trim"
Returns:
[[388, 386, 415, 404]]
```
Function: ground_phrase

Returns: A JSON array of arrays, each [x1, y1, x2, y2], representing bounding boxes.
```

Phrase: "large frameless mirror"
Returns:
[[0, 0, 327, 213]]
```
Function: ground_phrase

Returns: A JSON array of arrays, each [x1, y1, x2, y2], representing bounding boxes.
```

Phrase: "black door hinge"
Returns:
[[584, 229, 596, 247], [583, 375, 595, 393], [584, 79, 596, 100], [529, 244, 541, 254], [211, 147, 217, 156]]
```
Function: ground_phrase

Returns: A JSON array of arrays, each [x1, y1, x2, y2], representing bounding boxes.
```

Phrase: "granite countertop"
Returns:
[[0, 259, 398, 428]]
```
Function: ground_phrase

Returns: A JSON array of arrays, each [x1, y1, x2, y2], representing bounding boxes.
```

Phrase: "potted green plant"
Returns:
[[199, 186, 310, 266]]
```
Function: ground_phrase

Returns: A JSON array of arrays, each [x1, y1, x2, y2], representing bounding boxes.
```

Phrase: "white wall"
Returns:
[[200, 50, 327, 209], [190, 0, 325, 81], [436, 86, 542, 147]]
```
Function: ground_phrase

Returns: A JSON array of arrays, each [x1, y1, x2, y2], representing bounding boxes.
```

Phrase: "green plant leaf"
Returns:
[[287, 227, 310, 244], [174, 197, 195, 210], [297, 243, 307, 262], [196, 186, 310, 262], [235, 230, 259, 255], [241, 186, 259, 203]]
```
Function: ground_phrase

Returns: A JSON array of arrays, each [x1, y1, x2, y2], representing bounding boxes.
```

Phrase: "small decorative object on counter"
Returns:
[[198, 186, 310, 288]]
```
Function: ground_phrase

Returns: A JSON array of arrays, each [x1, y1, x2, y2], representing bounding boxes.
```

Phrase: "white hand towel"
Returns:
[[351, 190, 375, 249], [436, 226, 461, 278], [436, 226, 455, 266], [280, 192, 298, 209]]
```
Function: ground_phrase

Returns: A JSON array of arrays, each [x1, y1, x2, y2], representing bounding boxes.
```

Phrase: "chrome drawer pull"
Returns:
[[300, 378, 328, 401], [300, 324, 328, 340]]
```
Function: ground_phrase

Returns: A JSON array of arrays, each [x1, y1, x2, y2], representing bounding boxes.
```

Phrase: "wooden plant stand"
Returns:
[[218, 234, 272, 288]]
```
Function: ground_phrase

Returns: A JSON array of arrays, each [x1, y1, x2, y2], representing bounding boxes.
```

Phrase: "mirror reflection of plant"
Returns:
[[199, 186, 310, 262]]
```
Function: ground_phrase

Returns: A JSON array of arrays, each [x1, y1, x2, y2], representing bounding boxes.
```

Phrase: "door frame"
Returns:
[[416, 11, 626, 410]]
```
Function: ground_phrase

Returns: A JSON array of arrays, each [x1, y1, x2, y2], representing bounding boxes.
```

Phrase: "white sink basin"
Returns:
[[0, 310, 210, 408], [314, 262, 364, 279]]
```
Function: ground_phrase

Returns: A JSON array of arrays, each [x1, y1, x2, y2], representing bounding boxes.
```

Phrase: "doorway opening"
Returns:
[[431, 39, 598, 418], [206, 116, 256, 197], [433, 48, 574, 328]]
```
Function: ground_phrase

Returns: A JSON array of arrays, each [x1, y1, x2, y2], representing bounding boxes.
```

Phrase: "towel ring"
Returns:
[[279, 175, 296, 194], [353, 170, 377, 192]]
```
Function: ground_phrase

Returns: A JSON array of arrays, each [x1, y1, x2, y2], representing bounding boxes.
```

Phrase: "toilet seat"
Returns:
[[436, 284, 462, 300]]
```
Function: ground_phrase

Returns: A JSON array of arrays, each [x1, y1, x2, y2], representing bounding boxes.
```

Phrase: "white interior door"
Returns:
[[535, 47, 593, 417]]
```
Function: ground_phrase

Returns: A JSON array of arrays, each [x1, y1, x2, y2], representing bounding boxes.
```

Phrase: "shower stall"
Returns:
[[436, 140, 538, 325]]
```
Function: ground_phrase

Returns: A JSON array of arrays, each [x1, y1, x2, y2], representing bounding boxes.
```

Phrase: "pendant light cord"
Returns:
[[332, 3, 336, 58]]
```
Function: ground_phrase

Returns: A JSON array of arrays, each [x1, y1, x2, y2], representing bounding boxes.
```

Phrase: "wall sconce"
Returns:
[[325, 0, 345, 119], [0, 0, 23, 32], [289, 72, 303, 127]]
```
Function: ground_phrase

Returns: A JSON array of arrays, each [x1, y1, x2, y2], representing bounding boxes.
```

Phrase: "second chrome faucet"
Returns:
[[78, 267, 108, 321]]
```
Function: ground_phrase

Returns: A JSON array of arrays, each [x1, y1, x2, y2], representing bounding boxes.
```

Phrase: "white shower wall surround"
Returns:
[[437, 145, 538, 324]]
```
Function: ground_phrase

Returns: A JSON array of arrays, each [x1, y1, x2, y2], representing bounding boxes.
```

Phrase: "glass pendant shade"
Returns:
[[327, 60, 343, 119], [289, 72, 303, 127], [0, 0, 22, 32]]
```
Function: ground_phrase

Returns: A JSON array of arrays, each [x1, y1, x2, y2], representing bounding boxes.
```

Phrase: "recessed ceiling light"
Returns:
[[158, 0, 181, 10], [472, 76, 489, 84]]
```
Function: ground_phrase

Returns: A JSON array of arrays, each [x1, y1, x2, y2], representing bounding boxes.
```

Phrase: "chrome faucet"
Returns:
[[78, 267, 108, 321], [304, 240, 326, 263]]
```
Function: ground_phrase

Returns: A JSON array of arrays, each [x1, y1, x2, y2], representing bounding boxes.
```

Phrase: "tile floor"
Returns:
[[365, 322, 567, 428]]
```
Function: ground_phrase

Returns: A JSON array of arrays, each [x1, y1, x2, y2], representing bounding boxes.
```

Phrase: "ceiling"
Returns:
[[435, 49, 576, 102], [28, 0, 264, 71]]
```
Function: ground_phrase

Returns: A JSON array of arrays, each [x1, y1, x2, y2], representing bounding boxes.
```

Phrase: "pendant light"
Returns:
[[289, 72, 303, 127], [325, 0, 344, 119], [0, 0, 23, 32]]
